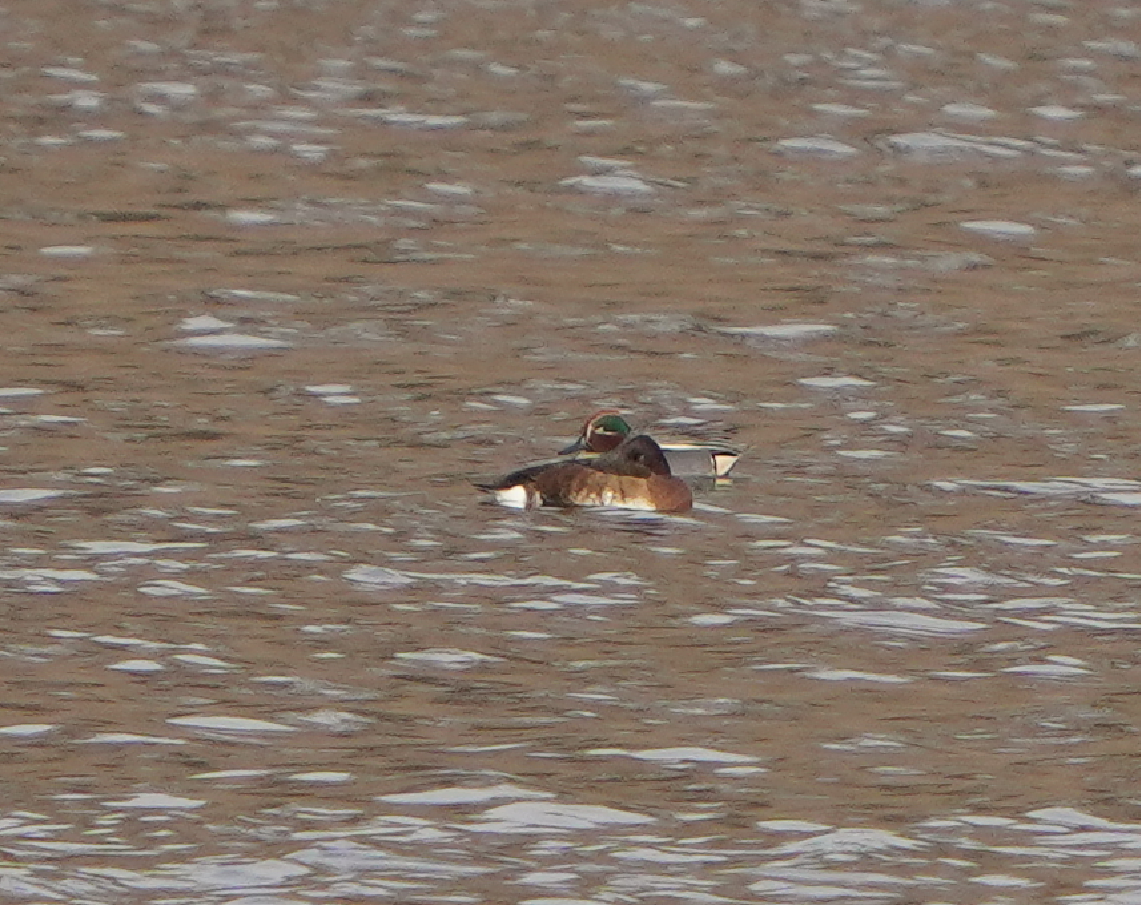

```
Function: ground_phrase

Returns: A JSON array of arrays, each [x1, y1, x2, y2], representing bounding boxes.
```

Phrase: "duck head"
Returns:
[[559, 410, 632, 455]]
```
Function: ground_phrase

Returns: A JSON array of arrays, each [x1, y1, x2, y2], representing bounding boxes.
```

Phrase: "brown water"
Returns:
[[3, 0, 1141, 901]]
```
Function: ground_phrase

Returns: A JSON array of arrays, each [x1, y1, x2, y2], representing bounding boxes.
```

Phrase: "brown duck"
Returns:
[[478, 433, 692, 513]]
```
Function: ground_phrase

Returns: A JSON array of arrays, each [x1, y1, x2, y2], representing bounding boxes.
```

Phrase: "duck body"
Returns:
[[478, 434, 692, 513], [561, 410, 740, 478]]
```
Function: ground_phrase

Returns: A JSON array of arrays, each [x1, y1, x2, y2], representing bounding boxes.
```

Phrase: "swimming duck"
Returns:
[[478, 434, 692, 512], [561, 410, 740, 478]]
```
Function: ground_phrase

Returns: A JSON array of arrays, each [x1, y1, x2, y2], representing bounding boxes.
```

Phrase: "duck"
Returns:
[[477, 433, 692, 513], [561, 410, 740, 478]]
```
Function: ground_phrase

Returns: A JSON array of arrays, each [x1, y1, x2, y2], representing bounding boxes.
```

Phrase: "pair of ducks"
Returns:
[[478, 411, 739, 514]]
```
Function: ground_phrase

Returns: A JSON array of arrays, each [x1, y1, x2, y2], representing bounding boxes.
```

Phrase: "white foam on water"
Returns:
[[343, 565, 417, 587], [288, 839, 491, 875], [39, 245, 98, 258], [374, 112, 469, 129], [773, 137, 861, 159], [0, 568, 99, 581], [470, 802, 655, 832], [547, 593, 637, 606], [167, 716, 297, 733], [95, 859, 311, 890], [290, 710, 374, 732], [79, 734, 187, 745], [960, 220, 1036, 241], [690, 613, 740, 626], [611, 847, 728, 863], [1026, 808, 1141, 830], [179, 315, 234, 332], [138, 580, 211, 598], [0, 489, 67, 504], [1001, 664, 1091, 677], [136, 81, 198, 101], [68, 541, 208, 554], [380, 784, 554, 805], [225, 209, 282, 226], [971, 873, 1041, 887], [250, 518, 309, 530], [1031, 104, 1082, 120], [1095, 492, 1141, 506], [172, 334, 293, 350], [924, 566, 1028, 586], [628, 747, 759, 764], [0, 724, 57, 737], [519, 899, 606, 905], [393, 649, 503, 669], [806, 670, 913, 684], [812, 610, 987, 636], [171, 654, 239, 670], [747, 879, 900, 899], [756, 819, 834, 832], [769, 828, 927, 855], [943, 478, 1141, 497], [101, 794, 205, 808], [290, 772, 353, 783], [559, 174, 656, 196], [716, 324, 838, 340], [799, 376, 877, 389], [106, 659, 165, 673]]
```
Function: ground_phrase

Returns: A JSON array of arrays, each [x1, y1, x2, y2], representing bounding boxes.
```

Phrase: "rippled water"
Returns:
[[3, 0, 1141, 901]]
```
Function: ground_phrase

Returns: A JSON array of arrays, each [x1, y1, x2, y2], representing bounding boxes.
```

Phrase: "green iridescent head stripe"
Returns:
[[591, 414, 632, 436]]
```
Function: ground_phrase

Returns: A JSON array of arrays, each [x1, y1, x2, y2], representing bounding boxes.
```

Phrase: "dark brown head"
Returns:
[[595, 434, 674, 477], [620, 435, 691, 511]]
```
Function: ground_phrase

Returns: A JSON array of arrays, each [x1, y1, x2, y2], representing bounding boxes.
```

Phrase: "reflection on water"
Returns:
[[2, 0, 1141, 900]]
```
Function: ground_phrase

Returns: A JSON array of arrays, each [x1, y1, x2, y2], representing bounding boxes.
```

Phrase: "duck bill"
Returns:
[[559, 438, 588, 455]]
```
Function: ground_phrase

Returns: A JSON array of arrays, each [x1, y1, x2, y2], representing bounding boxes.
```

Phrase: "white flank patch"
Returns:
[[493, 485, 532, 509], [712, 453, 739, 476]]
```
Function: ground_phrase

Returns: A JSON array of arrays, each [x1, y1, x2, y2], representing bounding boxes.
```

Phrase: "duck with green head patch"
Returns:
[[562, 409, 740, 478], [478, 434, 692, 513]]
